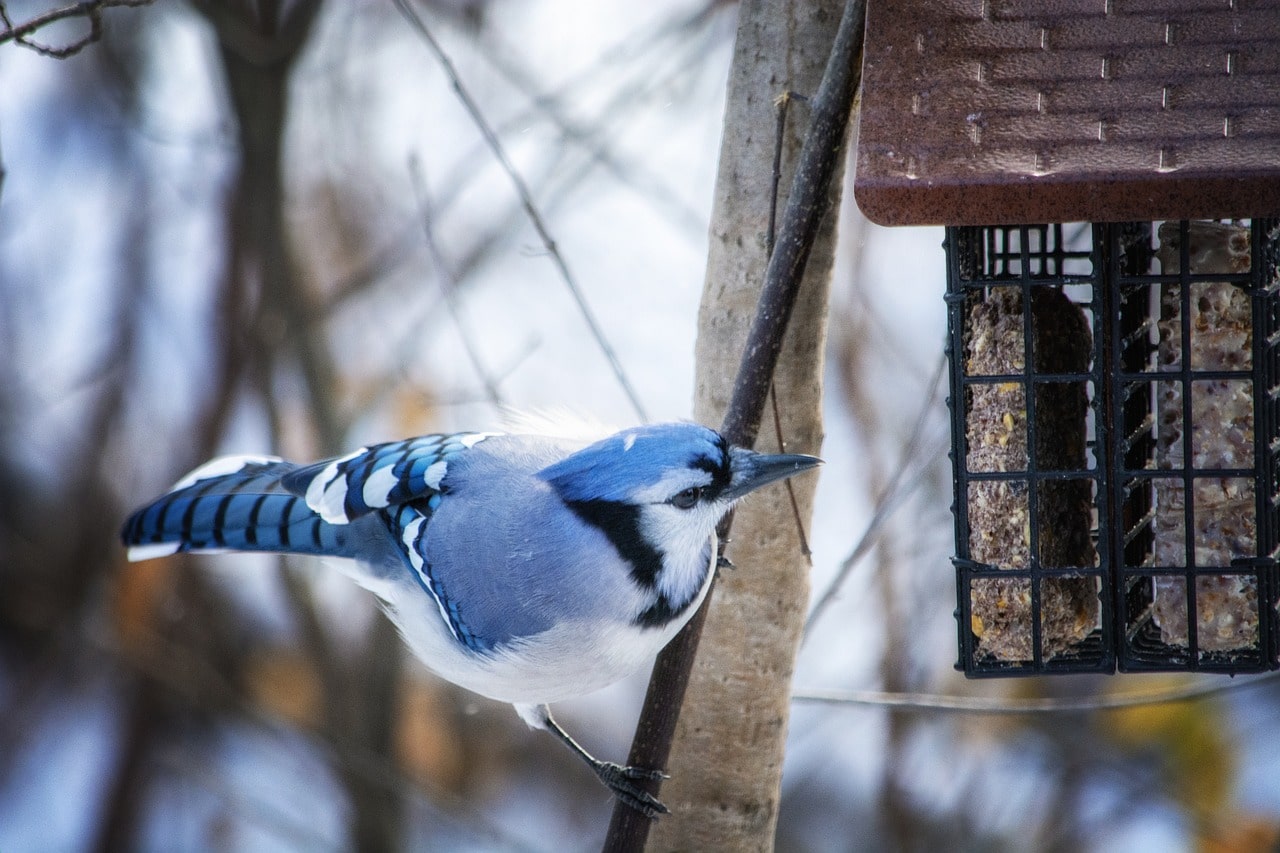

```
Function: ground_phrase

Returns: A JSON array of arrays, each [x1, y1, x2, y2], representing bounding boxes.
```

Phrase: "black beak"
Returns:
[[722, 447, 822, 502]]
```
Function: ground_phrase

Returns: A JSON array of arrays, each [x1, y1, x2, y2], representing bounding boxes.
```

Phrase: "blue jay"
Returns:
[[121, 422, 819, 816]]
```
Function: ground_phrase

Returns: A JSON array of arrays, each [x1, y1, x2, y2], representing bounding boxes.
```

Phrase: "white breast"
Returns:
[[376, 548, 715, 705]]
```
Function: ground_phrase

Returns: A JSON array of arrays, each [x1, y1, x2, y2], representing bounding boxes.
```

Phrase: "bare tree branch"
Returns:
[[804, 354, 948, 638], [473, 6, 725, 237], [0, 0, 153, 58], [409, 155, 505, 410], [392, 0, 650, 422], [605, 0, 865, 847]]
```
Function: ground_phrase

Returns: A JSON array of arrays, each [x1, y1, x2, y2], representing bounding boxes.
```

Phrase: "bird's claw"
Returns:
[[717, 554, 736, 572], [594, 761, 670, 818]]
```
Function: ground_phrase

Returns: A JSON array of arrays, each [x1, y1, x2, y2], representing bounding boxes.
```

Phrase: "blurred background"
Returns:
[[2, 1, 1279, 850]]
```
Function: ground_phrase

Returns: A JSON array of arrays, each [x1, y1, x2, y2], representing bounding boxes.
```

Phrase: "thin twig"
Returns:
[[392, 0, 649, 422], [765, 91, 808, 259], [765, 94, 813, 559], [803, 353, 948, 638], [604, 1, 865, 848], [791, 670, 1280, 714], [771, 384, 813, 557], [422, 0, 724, 237], [474, 10, 723, 237], [325, 6, 721, 330], [408, 155, 505, 409], [0, 0, 153, 58]]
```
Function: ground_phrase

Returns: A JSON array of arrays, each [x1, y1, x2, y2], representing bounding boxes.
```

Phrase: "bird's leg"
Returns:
[[519, 703, 669, 818]]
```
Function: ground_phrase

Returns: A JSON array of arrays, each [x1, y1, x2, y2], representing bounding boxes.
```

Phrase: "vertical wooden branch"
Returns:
[[604, 0, 864, 849]]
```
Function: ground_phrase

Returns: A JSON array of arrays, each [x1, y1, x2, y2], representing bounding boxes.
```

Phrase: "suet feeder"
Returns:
[[853, 0, 1280, 675]]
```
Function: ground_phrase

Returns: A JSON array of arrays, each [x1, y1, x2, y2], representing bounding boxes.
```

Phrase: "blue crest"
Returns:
[[538, 423, 729, 503]]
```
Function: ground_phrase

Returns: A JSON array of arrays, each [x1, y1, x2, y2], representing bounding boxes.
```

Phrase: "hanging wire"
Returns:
[[791, 669, 1280, 714]]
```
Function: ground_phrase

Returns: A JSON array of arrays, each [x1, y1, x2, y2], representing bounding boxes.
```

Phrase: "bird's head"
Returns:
[[539, 423, 821, 564]]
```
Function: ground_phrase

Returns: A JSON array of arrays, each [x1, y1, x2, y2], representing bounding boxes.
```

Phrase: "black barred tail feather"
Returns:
[[121, 456, 349, 561]]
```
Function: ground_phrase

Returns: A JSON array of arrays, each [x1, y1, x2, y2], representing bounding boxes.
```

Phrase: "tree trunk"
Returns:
[[647, 0, 845, 848]]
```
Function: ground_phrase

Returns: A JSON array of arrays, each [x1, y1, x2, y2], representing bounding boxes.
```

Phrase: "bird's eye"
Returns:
[[671, 487, 701, 509]]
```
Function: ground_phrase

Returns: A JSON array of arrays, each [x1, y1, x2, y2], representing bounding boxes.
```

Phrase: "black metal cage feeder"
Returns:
[[947, 220, 1280, 674], [853, 1, 1280, 676]]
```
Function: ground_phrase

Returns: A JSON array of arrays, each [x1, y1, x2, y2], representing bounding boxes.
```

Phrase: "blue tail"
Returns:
[[121, 457, 349, 561]]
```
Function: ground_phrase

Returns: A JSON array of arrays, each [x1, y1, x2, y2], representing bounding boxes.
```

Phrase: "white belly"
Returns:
[[382, 561, 714, 705]]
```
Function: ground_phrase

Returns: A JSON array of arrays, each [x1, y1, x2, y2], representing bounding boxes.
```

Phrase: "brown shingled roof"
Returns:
[[853, 0, 1280, 225]]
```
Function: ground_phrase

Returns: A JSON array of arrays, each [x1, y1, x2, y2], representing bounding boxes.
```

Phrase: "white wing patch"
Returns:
[[126, 542, 183, 562], [171, 454, 282, 491], [304, 447, 365, 524], [422, 433, 497, 490], [400, 515, 459, 643], [423, 460, 449, 490], [361, 464, 399, 510], [402, 516, 426, 574], [127, 542, 236, 562], [461, 431, 500, 449]]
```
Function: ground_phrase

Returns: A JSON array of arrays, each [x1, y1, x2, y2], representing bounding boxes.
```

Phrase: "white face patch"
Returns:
[[638, 499, 726, 604], [628, 467, 714, 506], [171, 454, 282, 491]]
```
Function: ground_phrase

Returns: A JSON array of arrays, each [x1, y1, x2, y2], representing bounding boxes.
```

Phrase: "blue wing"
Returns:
[[282, 431, 504, 653], [121, 456, 349, 560], [279, 432, 500, 524], [122, 432, 504, 653], [382, 501, 494, 653]]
